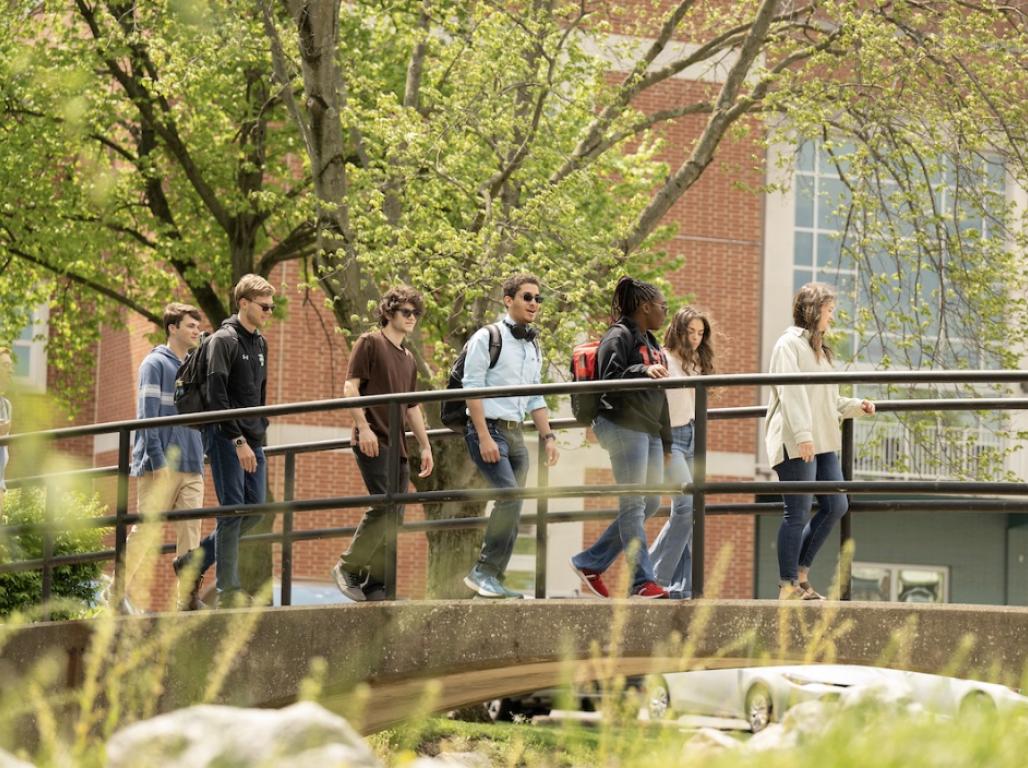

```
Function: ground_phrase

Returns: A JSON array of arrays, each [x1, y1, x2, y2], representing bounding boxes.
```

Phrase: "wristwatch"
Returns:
[[541, 433, 557, 442], [233, 436, 247, 447]]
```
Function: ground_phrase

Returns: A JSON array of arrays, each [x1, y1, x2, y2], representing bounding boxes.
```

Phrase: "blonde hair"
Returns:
[[792, 282, 836, 362], [232, 274, 275, 308]]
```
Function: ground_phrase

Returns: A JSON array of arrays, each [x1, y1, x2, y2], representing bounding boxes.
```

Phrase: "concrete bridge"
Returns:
[[2, 600, 1026, 732]]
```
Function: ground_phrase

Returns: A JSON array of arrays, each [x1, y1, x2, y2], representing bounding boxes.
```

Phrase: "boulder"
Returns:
[[105, 702, 379, 768], [0, 749, 34, 768]]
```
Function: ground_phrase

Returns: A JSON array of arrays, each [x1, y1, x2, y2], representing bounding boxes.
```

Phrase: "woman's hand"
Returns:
[[798, 441, 815, 462], [645, 364, 669, 379], [861, 399, 876, 415]]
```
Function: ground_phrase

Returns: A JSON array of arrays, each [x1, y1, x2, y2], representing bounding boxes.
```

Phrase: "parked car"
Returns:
[[647, 664, 1028, 732]]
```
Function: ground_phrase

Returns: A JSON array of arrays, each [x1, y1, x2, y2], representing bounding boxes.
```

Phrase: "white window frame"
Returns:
[[11, 305, 48, 393]]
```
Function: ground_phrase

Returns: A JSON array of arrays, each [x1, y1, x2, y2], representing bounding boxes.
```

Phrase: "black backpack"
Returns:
[[440, 324, 503, 432], [174, 331, 214, 424]]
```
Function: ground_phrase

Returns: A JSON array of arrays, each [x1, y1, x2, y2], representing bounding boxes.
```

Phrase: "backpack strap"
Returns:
[[486, 323, 503, 369]]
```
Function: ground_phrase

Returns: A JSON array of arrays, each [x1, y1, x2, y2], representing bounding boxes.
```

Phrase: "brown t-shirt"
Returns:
[[346, 331, 419, 458]]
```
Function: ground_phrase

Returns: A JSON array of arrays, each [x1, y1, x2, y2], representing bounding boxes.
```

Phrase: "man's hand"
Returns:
[[797, 441, 815, 462], [544, 439, 559, 467], [357, 426, 379, 457], [478, 433, 501, 463], [646, 364, 669, 379], [861, 399, 876, 415], [418, 447, 434, 478], [236, 441, 257, 473]]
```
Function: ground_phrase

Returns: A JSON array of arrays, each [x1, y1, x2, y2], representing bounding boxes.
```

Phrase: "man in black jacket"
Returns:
[[176, 274, 274, 607]]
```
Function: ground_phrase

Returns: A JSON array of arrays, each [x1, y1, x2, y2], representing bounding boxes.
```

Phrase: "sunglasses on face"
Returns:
[[251, 301, 274, 313], [519, 293, 544, 304], [398, 307, 423, 319]]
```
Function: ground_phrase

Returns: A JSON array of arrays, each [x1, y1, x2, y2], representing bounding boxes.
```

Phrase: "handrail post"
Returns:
[[840, 418, 854, 600], [692, 384, 707, 598], [113, 427, 131, 602], [384, 400, 403, 600], [534, 434, 549, 599], [41, 478, 56, 617], [281, 450, 296, 607]]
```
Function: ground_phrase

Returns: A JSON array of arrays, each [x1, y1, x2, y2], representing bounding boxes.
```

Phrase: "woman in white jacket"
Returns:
[[765, 283, 875, 600]]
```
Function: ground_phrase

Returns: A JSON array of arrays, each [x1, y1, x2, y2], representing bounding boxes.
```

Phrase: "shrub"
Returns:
[[0, 487, 107, 618]]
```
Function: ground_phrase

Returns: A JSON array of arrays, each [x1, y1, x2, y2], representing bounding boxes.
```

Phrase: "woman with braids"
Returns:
[[571, 276, 672, 599], [648, 307, 718, 599], [766, 282, 875, 600]]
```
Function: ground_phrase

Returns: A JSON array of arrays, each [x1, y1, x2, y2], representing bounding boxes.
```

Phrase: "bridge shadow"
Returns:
[[2, 600, 1026, 733]]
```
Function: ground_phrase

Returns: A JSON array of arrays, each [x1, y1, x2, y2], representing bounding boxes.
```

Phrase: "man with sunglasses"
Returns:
[[177, 274, 275, 607], [463, 273, 560, 598], [332, 286, 434, 601]]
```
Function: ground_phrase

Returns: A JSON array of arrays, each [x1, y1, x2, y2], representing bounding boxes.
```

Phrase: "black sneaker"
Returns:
[[331, 562, 366, 602], [173, 549, 205, 611], [362, 584, 388, 602], [214, 589, 253, 609]]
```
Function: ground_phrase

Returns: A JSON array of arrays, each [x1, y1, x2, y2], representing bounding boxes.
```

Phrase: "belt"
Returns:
[[486, 418, 524, 431]]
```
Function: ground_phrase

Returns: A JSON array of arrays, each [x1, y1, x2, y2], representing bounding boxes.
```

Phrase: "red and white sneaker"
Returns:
[[570, 559, 610, 598], [632, 581, 669, 599]]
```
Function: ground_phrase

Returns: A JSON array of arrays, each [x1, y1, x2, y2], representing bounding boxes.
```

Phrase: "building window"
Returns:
[[851, 562, 948, 603], [793, 140, 1005, 368], [10, 307, 48, 393]]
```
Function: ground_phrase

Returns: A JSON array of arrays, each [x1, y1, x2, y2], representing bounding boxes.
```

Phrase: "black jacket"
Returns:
[[596, 317, 672, 450], [205, 316, 268, 442]]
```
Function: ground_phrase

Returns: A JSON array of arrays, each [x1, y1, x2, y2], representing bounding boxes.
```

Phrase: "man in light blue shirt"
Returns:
[[463, 274, 559, 598]]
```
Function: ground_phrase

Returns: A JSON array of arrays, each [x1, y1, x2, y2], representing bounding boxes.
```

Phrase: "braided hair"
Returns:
[[611, 276, 662, 323]]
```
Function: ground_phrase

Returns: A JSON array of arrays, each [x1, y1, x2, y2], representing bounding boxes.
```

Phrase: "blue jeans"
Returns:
[[650, 422, 694, 598], [466, 423, 530, 578], [774, 450, 847, 582], [573, 415, 663, 590], [194, 429, 267, 594]]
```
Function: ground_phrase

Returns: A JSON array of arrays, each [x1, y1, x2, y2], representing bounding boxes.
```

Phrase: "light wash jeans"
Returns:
[[773, 450, 847, 582], [572, 415, 663, 590], [649, 421, 694, 598], [465, 423, 530, 579]]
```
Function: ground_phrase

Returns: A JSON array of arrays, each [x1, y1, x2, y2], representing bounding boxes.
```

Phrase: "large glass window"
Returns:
[[793, 141, 1005, 368], [9, 307, 48, 393]]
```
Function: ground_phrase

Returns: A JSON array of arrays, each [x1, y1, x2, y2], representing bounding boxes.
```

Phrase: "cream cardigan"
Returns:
[[764, 327, 865, 467]]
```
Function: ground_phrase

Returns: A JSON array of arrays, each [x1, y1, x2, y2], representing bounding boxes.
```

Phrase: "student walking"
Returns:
[[176, 274, 275, 608], [571, 277, 672, 599], [766, 282, 875, 600], [649, 307, 718, 599], [331, 286, 434, 602], [125, 303, 207, 612], [463, 274, 560, 599]]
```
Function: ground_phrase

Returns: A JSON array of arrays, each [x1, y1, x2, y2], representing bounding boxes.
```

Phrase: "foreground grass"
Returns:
[[370, 704, 1027, 768]]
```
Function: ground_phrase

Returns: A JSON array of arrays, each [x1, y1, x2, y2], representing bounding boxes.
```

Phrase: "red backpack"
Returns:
[[570, 336, 666, 424]]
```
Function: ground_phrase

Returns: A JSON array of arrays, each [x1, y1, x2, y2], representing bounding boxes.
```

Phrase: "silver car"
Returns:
[[648, 664, 1027, 732]]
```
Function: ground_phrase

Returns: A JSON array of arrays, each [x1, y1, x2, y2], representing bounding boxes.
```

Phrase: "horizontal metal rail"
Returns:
[[2, 371, 1027, 605]]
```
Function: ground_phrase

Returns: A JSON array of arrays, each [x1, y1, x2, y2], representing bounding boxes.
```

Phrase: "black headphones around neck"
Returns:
[[504, 320, 538, 343]]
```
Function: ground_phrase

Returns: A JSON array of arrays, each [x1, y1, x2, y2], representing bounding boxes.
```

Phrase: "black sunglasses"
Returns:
[[397, 307, 423, 319], [253, 301, 274, 313], [519, 292, 544, 304]]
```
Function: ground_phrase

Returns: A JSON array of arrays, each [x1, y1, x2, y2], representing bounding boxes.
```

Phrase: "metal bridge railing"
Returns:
[[2, 370, 1028, 607]]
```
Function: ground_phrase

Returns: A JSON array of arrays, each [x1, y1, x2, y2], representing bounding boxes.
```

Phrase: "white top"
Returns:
[[764, 327, 865, 467], [664, 348, 698, 427]]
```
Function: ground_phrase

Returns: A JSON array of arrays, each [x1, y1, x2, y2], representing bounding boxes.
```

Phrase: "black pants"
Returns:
[[339, 448, 410, 589]]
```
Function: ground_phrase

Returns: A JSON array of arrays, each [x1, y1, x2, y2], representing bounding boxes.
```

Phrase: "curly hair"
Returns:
[[376, 285, 425, 326], [501, 273, 542, 298], [664, 306, 717, 375], [792, 282, 836, 363]]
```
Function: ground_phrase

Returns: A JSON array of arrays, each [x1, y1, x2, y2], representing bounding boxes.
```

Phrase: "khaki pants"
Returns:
[[124, 471, 204, 604]]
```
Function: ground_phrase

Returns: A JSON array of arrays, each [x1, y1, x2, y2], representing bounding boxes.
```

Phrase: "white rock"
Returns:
[[0, 750, 34, 768], [744, 723, 796, 752], [105, 701, 380, 768], [680, 727, 741, 756], [432, 752, 493, 768], [779, 699, 837, 738]]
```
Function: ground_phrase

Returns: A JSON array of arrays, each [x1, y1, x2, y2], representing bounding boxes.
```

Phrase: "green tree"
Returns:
[[0, 0, 315, 404]]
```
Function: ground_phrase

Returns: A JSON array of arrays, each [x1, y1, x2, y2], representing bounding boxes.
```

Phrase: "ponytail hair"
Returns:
[[610, 276, 661, 323], [792, 282, 836, 363]]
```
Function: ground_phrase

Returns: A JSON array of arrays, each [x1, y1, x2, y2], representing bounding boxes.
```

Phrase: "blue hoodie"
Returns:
[[130, 345, 205, 476]]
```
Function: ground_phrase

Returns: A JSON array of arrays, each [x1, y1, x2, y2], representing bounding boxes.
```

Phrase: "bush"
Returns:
[[0, 486, 107, 618]]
